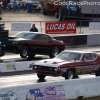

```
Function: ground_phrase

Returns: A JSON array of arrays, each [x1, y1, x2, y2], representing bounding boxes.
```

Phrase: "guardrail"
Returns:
[[0, 60, 38, 73]]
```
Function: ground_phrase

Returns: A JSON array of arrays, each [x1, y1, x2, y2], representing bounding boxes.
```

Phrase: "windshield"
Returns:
[[56, 52, 81, 61], [12, 32, 36, 39]]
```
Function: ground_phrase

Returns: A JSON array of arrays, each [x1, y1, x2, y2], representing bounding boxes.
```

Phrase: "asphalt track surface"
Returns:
[[0, 46, 100, 87], [1, 45, 100, 62], [0, 73, 96, 87]]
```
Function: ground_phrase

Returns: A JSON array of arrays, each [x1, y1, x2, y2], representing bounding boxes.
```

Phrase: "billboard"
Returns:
[[45, 22, 76, 34]]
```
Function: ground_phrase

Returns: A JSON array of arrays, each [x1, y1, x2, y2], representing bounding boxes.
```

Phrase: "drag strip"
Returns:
[[0, 73, 96, 87], [0, 46, 99, 86], [1, 46, 100, 62]]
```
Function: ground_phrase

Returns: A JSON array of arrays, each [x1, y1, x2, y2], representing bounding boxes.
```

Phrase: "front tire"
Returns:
[[95, 69, 100, 76], [37, 73, 46, 80], [20, 46, 29, 58], [49, 47, 59, 58], [0, 51, 5, 57], [64, 69, 75, 79]]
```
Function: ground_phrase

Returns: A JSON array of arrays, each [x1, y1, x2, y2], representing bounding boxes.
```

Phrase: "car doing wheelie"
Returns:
[[30, 50, 100, 80]]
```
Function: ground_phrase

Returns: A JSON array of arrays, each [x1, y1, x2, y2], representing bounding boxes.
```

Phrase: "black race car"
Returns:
[[4, 31, 65, 58]]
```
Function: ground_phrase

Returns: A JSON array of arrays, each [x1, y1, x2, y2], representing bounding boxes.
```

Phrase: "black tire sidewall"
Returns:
[[37, 73, 46, 79], [49, 47, 59, 58], [20, 46, 29, 58], [95, 69, 100, 76]]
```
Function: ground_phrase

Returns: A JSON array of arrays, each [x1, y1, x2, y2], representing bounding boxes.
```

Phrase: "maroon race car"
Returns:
[[30, 50, 100, 80]]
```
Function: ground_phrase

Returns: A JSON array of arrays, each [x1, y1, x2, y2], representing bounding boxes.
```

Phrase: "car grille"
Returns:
[[33, 65, 56, 72]]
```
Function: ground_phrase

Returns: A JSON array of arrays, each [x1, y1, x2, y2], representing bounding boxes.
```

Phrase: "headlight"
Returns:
[[54, 68, 58, 71], [13, 42, 18, 45], [34, 65, 37, 69]]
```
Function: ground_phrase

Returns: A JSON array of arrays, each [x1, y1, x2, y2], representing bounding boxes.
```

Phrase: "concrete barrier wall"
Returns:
[[54, 33, 100, 46], [87, 34, 99, 45], [0, 61, 39, 73], [0, 77, 100, 100]]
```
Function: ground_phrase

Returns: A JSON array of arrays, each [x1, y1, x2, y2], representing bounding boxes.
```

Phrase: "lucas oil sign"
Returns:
[[45, 22, 76, 34]]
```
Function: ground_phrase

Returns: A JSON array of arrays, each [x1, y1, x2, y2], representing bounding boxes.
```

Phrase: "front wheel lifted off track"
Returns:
[[64, 69, 75, 80], [49, 47, 59, 58], [20, 46, 29, 58], [37, 73, 46, 80]]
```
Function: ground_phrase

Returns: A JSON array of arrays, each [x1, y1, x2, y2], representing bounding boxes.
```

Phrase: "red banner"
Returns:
[[45, 22, 76, 34]]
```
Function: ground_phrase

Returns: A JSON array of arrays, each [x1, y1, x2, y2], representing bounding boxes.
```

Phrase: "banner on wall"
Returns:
[[45, 22, 76, 34], [54, 35, 87, 45], [26, 85, 66, 100], [5, 60, 16, 71]]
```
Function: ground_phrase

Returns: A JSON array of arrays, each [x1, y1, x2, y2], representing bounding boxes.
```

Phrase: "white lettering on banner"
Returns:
[[83, 1, 88, 5], [46, 24, 66, 30], [69, 1, 74, 5], [67, 24, 75, 29]]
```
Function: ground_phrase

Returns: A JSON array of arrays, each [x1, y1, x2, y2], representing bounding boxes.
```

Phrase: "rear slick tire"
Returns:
[[37, 73, 46, 80], [95, 69, 100, 76]]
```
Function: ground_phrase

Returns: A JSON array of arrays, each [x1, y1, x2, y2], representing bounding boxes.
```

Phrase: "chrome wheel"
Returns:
[[23, 48, 28, 56], [68, 70, 74, 79], [65, 69, 75, 79], [20, 46, 29, 58]]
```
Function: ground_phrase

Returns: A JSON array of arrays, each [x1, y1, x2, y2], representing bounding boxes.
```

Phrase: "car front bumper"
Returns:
[[4, 44, 22, 54]]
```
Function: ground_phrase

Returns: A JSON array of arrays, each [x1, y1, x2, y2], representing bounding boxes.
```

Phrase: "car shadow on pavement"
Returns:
[[36, 79, 46, 83]]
